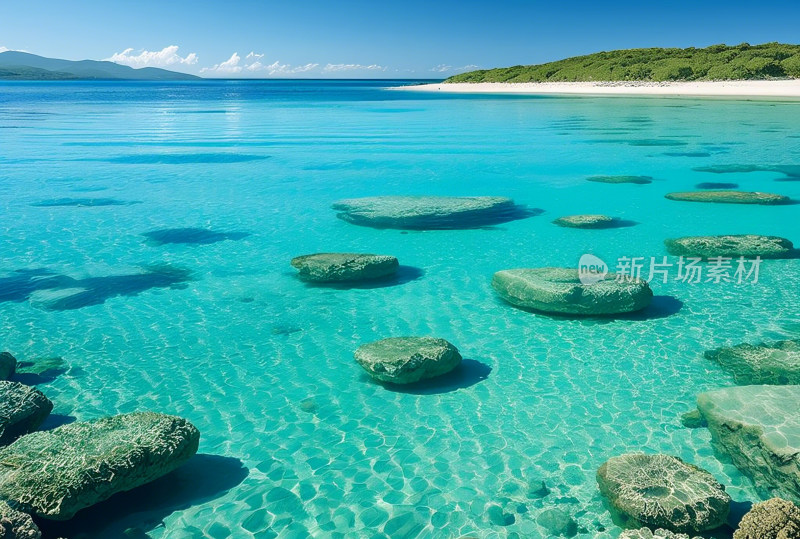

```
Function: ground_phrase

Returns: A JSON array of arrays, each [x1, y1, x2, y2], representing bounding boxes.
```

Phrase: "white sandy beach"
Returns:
[[395, 80, 800, 99]]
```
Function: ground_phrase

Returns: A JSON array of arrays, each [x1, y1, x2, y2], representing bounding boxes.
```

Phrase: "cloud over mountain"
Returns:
[[105, 45, 198, 68]]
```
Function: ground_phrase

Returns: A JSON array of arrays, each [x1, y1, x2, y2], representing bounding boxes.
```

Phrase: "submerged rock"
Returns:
[[0, 353, 16, 381], [0, 382, 52, 446], [620, 529, 701, 539], [536, 507, 578, 537], [596, 453, 730, 533], [665, 235, 794, 259], [697, 385, 800, 503], [487, 504, 515, 526], [664, 191, 790, 205], [492, 268, 652, 315], [0, 412, 200, 520], [705, 338, 800, 385], [0, 500, 40, 539], [14, 357, 67, 377], [693, 164, 800, 179], [332, 196, 522, 229], [587, 175, 653, 184], [354, 337, 462, 384], [552, 214, 615, 229], [733, 497, 800, 539], [680, 409, 707, 429], [290, 253, 399, 282]]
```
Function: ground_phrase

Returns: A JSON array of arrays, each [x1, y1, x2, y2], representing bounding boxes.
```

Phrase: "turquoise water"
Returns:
[[2, 80, 800, 538]]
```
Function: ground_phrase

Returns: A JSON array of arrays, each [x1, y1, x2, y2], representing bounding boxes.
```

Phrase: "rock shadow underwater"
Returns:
[[36, 454, 249, 538], [0, 265, 192, 311], [143, 227, 251, 246]]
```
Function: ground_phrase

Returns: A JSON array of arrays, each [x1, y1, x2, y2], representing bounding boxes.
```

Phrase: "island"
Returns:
[[400, 43, 800, 97], [0, 51, 199, 80]]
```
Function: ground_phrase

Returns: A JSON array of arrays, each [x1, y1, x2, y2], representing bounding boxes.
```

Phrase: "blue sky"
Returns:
[[1, 0, 799, 78]]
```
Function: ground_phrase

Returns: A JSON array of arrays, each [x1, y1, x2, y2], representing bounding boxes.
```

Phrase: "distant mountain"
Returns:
[[0, 51, 201, 80]]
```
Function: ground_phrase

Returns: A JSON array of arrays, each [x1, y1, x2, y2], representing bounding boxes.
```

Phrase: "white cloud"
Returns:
[[211, 52, 321, 76], [199, 52, 387, 77], [200, 53, 243, 75], [290, 63, 318, 74], [261, 60, 289, 74], [430, 64, 479, 73], [255, 61, 319, 75], [105, 45, 198, 68], [323, 63, 385, 73]]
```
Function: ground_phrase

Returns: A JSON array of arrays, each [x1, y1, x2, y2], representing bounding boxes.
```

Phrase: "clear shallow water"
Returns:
[[1, 80, 800, 538]]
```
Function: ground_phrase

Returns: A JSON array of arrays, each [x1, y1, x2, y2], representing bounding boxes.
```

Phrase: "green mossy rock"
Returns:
[[0, 353, 17, 381], [492, 268, 652, 315], [587, 175, 653, 184], [332, 195, 518, 229], [665, 235, 794, 259], [697, 385, 800, 503], [0, 382, 52, 446], [0, 500, 40, 538], [596, 453, 731, 533], [733, 497, 800, 539], [705, 339, 800, 385], [354, 337, 462, 384], [291, 253, 399, 282], [665, 191, 789, 205], [0, 412, 200, 520], [552, 214, 615, 229]]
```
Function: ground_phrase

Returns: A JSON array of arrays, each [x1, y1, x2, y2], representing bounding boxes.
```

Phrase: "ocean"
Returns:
[[1, 79, 799, 538]]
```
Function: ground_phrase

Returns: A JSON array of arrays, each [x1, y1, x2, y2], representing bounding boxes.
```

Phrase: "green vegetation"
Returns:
[[446, 43, 800, 83], [0, 66, 78, 80]]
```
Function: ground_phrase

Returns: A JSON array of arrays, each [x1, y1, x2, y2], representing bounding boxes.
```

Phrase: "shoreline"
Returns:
[[393, 80, 800, 99]]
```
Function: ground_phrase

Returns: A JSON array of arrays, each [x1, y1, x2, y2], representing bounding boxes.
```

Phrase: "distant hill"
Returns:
[[0, 51, 200, 80], [446, 43, 800, 83]]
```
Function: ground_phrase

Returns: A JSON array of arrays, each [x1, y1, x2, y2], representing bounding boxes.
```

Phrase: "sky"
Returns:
[[1, 0, 800, 78]]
